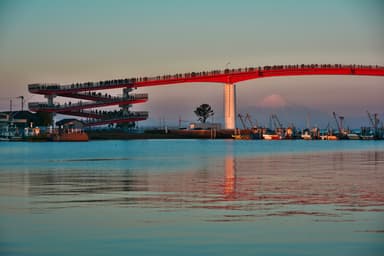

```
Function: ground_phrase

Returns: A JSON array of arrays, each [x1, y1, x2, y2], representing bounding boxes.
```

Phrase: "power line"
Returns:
[[0, 96, 23, 100], [0, 95, 29, 112]]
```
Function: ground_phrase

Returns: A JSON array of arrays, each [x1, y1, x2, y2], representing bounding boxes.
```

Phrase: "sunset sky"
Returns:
[[0, 0, 383, 127]]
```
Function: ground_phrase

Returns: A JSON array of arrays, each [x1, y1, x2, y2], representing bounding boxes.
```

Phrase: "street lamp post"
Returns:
[[18, 96, 24, 111]]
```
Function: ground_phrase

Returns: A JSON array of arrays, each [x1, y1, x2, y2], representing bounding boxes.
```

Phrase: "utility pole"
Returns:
[[306, 112, 310, 129], [18, 96, 24, 111], [179, 115, 181, 129]]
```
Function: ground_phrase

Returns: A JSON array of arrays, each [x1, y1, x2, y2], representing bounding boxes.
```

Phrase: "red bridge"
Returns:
[[28, 64, 384, 128]]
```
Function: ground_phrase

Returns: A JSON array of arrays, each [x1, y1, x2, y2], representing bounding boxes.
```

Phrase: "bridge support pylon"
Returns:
[[44, 94, 56, 126], [224, 83, 236, 129]]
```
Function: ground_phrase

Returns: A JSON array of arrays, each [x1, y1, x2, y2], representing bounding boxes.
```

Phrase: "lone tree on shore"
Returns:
[[194, 104, 214, 123]]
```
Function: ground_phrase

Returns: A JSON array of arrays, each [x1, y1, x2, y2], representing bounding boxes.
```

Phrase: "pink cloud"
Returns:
[[257, 94, 287, 108]]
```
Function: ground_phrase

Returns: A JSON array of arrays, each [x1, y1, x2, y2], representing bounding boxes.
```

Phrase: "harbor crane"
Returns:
[[333, 112, 342, 133], [233, 114, 252, 139], [238, 114, 248, 130], [333, 112, 348, 138], [245, 113, 258, 128], [366, 111, 379, 131], [366, 111, 381, 138], [271, 114, 283, 130]]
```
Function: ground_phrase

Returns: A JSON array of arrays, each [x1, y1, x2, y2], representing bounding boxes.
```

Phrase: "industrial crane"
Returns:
[[233, 114, 254, 140], [333, 112, 341, 133], [366, 111, 379, 130], [245, 113, 258, 128], [271, 114, 283, 130], [244, 113, 262, 139], [366, 111, 381, 138], [237, 114, 248, 130], [333, 112, 347, 139]]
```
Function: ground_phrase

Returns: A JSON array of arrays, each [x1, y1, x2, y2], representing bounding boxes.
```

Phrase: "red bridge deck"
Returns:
[[29, 64, 384, 95]]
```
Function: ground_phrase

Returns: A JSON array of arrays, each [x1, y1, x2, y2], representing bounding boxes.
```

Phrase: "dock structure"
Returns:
[[28, 64, 384, 128]]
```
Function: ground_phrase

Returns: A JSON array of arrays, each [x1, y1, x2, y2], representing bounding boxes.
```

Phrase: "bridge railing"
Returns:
[[28, 79, 136, 92], [84, 110, 148, 119], [28, 94, 148, 110], [131, 64, 383, 83], [83, 111, 149, 124], [72, 92, 148, 101]]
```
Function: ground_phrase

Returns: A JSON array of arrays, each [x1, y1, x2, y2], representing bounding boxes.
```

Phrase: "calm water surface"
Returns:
[[0, 140, 383, 255]]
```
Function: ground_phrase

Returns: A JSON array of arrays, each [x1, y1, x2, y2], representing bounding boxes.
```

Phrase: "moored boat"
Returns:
[[262, 134, 281, 140], [301, 134, 312, 140], [360, 135, 374, 140], [347, 133, 360, 140], [50, 129, 89, 142], [232, 128, 251, 140], [25, 127, 89, 142], [0, 123, 23, 141], [320, 135, 338, 140]]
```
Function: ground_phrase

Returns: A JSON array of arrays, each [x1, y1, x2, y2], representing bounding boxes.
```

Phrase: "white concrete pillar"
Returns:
[[224, 83, 236, 129], [122, 88, 133, 115], [45, 94, 56, 106], [44, 95, 56, 126]]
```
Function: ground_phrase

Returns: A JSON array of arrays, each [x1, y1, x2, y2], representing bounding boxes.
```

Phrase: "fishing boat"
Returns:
[[301, 134, 312, 140], [232, 128, 251, 140], [262, 129, 281, 140], [232, 134, 251, 140], [263, 134, 281, 140], [0, 123, 23, 141], [250, 129, 263, 140], [319, 128, 338, 140], [49, 129, 89, 142], [25, 127, 89, 142], [360, 135, 374, 140], [347, 133, 360, 140], [320, 135, 338, 140]]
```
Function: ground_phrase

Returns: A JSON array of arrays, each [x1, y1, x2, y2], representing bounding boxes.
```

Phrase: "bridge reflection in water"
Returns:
[[224, 153, 236, 200], [2, 141, 384, 256], [0, 150, 381, 221]]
